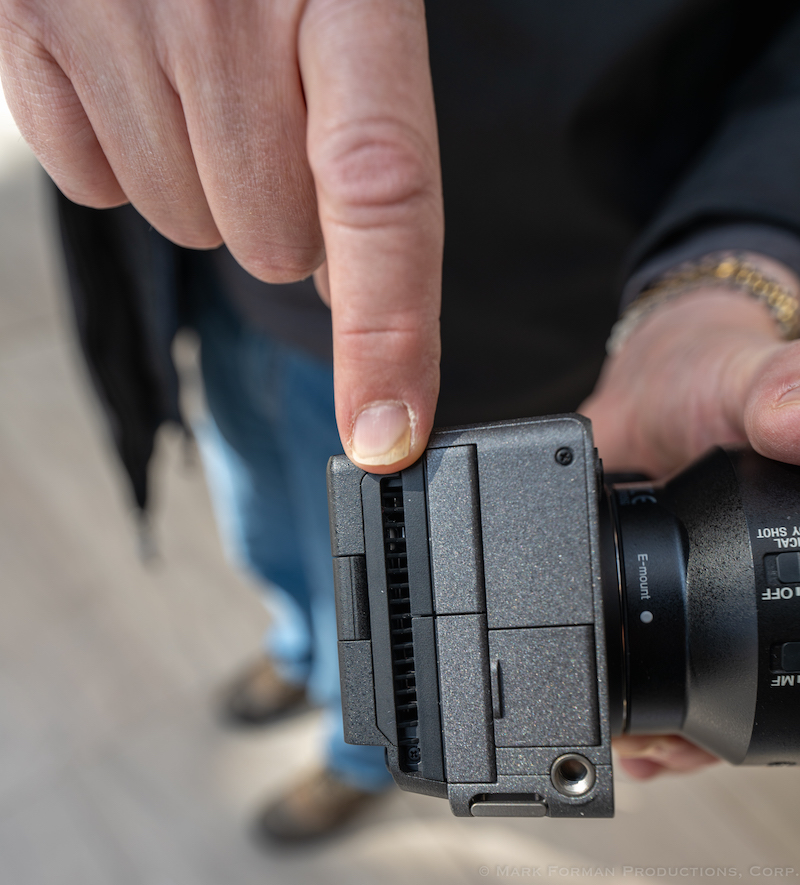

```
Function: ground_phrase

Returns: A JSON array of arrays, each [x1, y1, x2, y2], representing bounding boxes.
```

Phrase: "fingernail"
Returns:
[[778, 385, 800, 407], [351, 402, 412, 466]]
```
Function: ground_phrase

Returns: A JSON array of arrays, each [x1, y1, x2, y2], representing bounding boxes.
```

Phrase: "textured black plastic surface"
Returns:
[[332, 555, 370, 642], [436, 614, 496, 784], [338, 641, 389, 747], [412, 617, 445, 781], [360, 473, 397, 746], [402, 461, 434, 617], [489, 626, 600, 747], [495, 745, 610, 775], [327, 456, 366, 556], [473, 420, 595, 629], [329, 415, 613, 818], [425, 445, 485, 615]]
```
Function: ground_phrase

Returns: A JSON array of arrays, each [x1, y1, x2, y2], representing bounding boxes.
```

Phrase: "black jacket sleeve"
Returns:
[[55, 187, 184, 511], [624, 11, 800, 288]]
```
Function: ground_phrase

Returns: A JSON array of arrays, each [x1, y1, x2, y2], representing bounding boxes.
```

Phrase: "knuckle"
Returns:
[[0, 4, 57, 64], [123, 180, 223, 250], [232, 243, 325, 284], [139, 200, 222, 249], [0, 3, 37, 37], [337, 323, 438, 370], [55, 178, 126, 210], [314, 120, 434, 221], [166, 226, 224, 251]]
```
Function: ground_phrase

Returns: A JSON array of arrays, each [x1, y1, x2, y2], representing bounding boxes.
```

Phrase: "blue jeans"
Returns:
[[190, 276, 392, 792]]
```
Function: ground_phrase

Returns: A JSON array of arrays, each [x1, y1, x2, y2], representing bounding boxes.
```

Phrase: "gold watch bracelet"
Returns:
[[607, 254, 800, 356]]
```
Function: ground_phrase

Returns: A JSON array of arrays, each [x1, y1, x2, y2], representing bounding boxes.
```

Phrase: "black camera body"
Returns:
[[327, 415, 800, 819]]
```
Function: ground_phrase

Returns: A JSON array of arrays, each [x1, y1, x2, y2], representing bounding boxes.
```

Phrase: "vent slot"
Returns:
[[380, 475, 420, 771]]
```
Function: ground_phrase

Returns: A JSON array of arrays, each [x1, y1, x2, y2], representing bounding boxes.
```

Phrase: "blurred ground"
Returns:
[[0, 95, 798, 885]]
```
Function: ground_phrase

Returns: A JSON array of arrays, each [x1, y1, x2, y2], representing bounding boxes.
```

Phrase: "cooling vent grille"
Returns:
[[380, 476, 420, 771]]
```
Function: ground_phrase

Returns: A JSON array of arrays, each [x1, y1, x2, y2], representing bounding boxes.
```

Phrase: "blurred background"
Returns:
[[0, 89, 797, 885]]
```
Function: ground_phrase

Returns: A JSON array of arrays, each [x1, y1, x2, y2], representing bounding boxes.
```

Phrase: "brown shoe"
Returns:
[[254, 767, 381, 844], [221, 656, 307, 725]]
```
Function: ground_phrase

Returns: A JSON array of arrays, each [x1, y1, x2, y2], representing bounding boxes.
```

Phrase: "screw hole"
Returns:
[[551, 754, 595, 797]]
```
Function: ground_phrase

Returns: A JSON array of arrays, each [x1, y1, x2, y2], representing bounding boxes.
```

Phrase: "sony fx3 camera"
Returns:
[[327, 415, 800, 819]]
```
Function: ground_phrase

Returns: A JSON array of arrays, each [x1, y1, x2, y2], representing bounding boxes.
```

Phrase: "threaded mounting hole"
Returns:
[[551, 754, 596, 797]]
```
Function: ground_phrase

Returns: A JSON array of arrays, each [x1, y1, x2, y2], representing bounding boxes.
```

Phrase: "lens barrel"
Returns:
[[603, 447, 800, 765]]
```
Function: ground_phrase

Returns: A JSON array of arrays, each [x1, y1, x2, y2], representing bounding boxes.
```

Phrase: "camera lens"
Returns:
[[601, 447, 800, 765]]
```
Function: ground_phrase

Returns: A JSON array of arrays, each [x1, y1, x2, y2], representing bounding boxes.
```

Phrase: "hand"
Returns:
[[614, 735, 719, 780], [0, 0, 442, 471], [581, 256, 800, 476], [581, 253, 800, 778]]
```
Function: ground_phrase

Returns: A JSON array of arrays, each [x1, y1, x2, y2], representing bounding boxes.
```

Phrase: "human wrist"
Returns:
[[625, 285, 781, 342], [609, 252, 800, 356]]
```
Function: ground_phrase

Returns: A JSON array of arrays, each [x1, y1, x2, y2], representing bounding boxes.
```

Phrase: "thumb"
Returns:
[[745, 339, 800, 465], [581, 290, 786, 476]]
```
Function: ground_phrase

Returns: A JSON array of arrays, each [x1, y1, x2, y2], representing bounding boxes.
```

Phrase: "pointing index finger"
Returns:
[[299, 0, 443, 472]]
